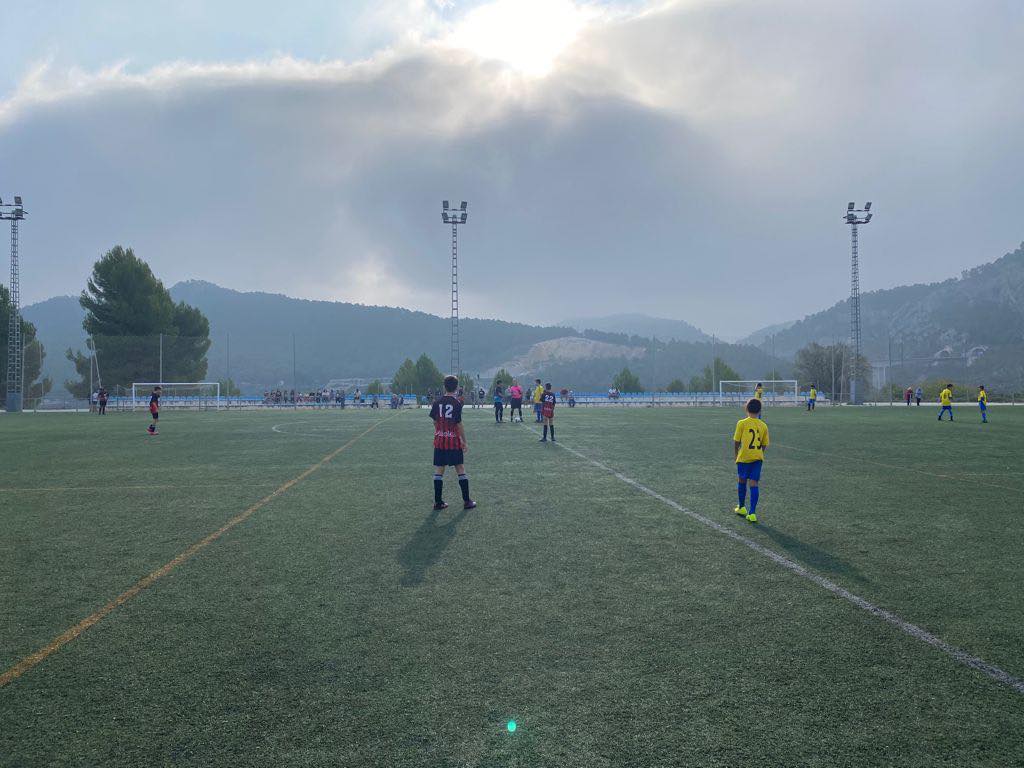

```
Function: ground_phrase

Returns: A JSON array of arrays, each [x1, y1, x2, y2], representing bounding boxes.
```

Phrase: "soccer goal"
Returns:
[[718, 380, 799, 407], [131, 382, 222, 411]]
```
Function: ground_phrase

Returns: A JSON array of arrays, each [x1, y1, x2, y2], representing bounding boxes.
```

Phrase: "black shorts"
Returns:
[[433, 448, 465, 467], [150, 411, 159, 420]]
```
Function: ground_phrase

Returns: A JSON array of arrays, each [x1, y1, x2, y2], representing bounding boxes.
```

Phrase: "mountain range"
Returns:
[[19, 241, 1024, 394], [747, 243, 1024, 386]]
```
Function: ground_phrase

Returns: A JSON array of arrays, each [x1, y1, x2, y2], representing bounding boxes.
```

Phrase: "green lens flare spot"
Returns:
[[506, 720, 517, 733]]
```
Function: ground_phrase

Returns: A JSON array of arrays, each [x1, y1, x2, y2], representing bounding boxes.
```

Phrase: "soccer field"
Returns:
[[2, 405, 1023, 766]]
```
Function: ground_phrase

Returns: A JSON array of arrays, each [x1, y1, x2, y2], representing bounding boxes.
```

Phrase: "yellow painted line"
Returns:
[[0, 483, 278, 493], [0, 414, 396, 688]]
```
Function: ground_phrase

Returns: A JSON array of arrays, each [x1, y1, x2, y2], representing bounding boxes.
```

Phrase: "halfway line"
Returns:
[[0, 414, 396, 689], [535, 430, 1024, 696]]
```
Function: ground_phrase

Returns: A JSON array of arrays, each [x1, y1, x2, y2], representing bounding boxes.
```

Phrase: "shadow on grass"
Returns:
[[754, 524, 870, 584], [398, 505, 472, 587]]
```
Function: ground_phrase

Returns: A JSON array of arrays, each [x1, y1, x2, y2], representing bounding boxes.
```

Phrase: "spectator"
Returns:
[[915, 386, 922, 406], [98, 388, 108, 415]]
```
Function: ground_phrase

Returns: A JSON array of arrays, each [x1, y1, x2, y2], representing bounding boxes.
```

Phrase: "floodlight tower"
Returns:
[[1, 196, 26, 413], [844, 201, 873, 405], [441, 200, 468, 376]]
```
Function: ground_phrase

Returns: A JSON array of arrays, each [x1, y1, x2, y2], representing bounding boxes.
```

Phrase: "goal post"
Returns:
[[131, 382, 221, 411], [718, 380, 799, 407]]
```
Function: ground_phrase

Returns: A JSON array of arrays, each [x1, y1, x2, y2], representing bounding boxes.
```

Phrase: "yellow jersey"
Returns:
[[978, 390, 987, 404], [754, 386, 763, 400], [809, 387, 817, 400], [734, 416, 769, 463], [532, 385, 544, 403], [940, 388, 952, 406]]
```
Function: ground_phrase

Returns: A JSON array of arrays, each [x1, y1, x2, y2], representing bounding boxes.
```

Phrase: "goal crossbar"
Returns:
[[131, 382, 221, 411], [718, 379, 799, 407]]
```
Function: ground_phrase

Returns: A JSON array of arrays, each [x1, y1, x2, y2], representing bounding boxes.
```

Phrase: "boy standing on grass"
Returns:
[[532, 379, 544, 423], [807, 383, 817, 411], [978, 385, 988, 423], [430, 375, 477, 511], [539, 383, 557, 442], [938, 383, 954, 421], [493, 382, 505, 424], [733, 398, 768, 523], [147, 386, 161, 435], [509, 380, 524, 423]]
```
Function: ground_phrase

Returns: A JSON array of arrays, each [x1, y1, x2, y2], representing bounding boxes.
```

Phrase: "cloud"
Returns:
[[1, 0, 1022, 336]]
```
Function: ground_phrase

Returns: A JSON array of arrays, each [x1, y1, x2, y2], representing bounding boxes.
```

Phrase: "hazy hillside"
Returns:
[[169, 281, 582, 392], [737, 319, 798, 347], [530, 336, 789, 391], [23, 242, 1024, 394], [22, 295, 86, 391], [563, 313, 711, 343], [26, 282, 579, 393], [486, 337, 646, 379], [759, 243, 1024, 387]]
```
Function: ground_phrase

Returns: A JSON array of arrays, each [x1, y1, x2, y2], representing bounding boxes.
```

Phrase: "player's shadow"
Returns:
[[398, 506, 471, 587], [756, 524, 869, 584]]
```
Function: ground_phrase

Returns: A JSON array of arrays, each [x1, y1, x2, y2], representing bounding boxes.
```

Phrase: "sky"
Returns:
[[1, 0, 1022, 338]]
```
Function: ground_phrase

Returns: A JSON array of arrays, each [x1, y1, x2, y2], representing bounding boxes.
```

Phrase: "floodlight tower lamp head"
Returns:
[[864, 201, 872, 211]]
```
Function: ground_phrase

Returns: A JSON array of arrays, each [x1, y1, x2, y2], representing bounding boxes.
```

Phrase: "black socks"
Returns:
[[433, 474, 443, 504], [458, 474, 470, 502]]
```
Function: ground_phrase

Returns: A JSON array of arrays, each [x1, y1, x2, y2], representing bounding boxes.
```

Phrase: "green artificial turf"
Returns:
[[1, 404, 1023, 766]]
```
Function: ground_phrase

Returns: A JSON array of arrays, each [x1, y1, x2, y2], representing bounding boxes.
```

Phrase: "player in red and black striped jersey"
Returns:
[[539, 382, 557, 442], [147, 386, 162, 435], [430, 375, 476, 511]]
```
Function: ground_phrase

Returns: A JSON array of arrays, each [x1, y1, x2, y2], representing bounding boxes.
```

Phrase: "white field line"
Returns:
[[535, 429, 1024, 696]]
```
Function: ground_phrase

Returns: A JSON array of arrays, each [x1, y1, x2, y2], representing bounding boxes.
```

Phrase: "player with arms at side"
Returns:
[[978, 385, 988, 423], [539, 383, 557, 442], [430, 375, 477, 511], [508, 380, 524, 423], [733, 397, 768, 523], [938, 383, 954, 421], [147, 386, 162, 435], [532, 379, 544, 423], [807, 383, 817, 412]]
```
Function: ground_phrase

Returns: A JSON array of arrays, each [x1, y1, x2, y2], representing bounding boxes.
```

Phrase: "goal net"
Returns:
[[718, 380, 799, 407], [132, 382, 221, 411]]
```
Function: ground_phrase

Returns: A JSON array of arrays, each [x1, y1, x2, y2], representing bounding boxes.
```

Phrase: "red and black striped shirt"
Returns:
[[430, 395, 463, 450]]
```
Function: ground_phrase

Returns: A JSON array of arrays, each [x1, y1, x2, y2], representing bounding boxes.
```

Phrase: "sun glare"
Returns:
[[446, 0, 589, 76]]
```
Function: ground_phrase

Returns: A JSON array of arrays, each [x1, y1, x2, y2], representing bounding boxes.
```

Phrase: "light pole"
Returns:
[[442, 200, 468, 376], [844, 201, 873, 404], [2, 196, 26, 413]]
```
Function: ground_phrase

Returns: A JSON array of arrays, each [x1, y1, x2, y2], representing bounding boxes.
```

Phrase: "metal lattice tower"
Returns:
[[844, 202, 872, 404], [2, 196, 26, 413], [850, 223, 861, 358], [442, 200, 468, 375]]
